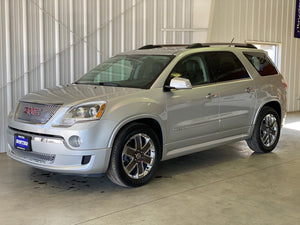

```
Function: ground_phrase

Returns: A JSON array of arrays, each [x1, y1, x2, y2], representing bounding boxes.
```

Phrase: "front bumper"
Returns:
[[7, 127, 111, 174]]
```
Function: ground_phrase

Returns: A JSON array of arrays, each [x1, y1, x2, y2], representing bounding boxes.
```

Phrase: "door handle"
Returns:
[[206, 93, 217, 99], [245, 87, 255, 93]]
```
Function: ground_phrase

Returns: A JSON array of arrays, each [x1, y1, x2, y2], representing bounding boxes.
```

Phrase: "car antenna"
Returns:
[[230, 37, 234, 46]]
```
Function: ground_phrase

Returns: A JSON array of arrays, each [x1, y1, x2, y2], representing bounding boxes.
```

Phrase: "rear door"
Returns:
[[205, 51, 256, 138]]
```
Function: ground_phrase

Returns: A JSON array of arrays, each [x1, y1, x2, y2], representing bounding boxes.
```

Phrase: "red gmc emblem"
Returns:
[[23, 107, 41, 116]]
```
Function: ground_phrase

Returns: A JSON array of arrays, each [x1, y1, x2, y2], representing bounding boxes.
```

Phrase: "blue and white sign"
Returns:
[[15, 134, 31, 151], [295, 0, 300, 38]]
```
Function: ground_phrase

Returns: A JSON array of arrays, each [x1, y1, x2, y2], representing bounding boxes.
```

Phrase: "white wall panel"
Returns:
[[208, 0, 300, 112], [0, 0, 210, 152]]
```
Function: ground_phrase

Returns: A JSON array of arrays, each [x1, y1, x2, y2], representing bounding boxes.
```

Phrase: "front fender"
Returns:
[[101, 89, 166, 148], [107, 113, 166, 148]]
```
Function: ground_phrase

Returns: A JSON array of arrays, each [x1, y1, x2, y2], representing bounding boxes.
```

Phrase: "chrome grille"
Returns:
[[16, 102, 61, 124], [11, 149, 56, 164]]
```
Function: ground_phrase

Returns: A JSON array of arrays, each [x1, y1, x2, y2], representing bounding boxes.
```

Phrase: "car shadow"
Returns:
[[27, 141, 259, 193]]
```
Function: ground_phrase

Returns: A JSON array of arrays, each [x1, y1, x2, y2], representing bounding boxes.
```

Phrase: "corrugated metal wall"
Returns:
[[208, 0, 300, 112], [0, 0, 197, 152]]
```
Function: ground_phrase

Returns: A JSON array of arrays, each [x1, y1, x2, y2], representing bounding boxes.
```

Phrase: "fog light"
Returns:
[[81, 155, 91, 165], [69, 135, 81, 147]]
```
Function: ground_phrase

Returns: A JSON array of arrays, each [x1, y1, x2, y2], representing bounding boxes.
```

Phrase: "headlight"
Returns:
[[8, 104, 18, 119], [60, 102, 106, 126], [8, 110, 14, 119]]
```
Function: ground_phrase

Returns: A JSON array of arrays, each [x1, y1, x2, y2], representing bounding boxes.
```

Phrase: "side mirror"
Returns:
[[166, 77, 192, 90]]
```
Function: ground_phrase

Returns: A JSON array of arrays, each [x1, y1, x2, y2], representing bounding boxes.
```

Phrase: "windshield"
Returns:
[[75, 55, 174, 89]]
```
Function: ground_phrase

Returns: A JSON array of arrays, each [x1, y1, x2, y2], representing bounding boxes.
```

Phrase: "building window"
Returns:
[[247, 42, 281, 70]]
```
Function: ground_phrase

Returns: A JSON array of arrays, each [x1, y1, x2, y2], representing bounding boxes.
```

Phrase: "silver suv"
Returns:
[[7, 43, 287, 187]]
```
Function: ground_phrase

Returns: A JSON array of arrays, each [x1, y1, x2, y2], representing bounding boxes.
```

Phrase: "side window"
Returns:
[[170, 54, 211, 86], [243, 52, 278, 76], [205, 52, 250, 82]]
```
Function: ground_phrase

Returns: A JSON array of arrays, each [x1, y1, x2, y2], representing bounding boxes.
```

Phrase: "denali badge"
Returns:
[[23, 106, 41, 116]]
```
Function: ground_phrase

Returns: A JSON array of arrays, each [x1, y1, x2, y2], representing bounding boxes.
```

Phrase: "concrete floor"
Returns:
[[1, 113, 300, 225]]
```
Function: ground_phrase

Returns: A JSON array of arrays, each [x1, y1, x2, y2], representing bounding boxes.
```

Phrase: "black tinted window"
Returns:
[[243, 52, 278, 76], [205, 52, 250, 82], [170, 54, 211, 86]]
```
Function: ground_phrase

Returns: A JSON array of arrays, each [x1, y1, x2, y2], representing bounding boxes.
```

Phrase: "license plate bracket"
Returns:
[[14, 134, 32, 151]]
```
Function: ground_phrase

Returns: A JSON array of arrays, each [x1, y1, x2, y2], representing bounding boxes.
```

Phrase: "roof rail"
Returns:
[[138, 45, 162, 50], [186, 43, 204, 49], [138, 43, 257, 50], [138, 44, 187, 50], [187, 43, 257, 49]]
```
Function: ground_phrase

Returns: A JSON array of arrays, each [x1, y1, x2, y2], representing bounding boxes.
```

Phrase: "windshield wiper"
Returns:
[[73, 82, 95, 85], [98, 82, 122, 87], [73, 81, 123, 87]]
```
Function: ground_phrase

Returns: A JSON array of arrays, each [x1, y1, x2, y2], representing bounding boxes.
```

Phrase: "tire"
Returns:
[[107, 123, 161, 187], [247, 106, 281, 153]]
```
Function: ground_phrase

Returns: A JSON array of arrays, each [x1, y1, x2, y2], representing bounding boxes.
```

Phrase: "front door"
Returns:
[[164, 53, 220, 158]]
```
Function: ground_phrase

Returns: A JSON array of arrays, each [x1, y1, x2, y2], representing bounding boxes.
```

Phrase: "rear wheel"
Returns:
[[107, 123, 161, 187], [247, 106, 281, 153]]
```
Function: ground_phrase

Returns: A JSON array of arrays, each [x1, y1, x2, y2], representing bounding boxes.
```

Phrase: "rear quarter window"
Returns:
[[243, 52, 278, 76]]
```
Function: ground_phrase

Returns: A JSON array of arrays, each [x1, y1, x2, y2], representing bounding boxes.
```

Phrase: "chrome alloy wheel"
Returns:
[[260, 114, 279, 147], [121, 133, 156, 179]]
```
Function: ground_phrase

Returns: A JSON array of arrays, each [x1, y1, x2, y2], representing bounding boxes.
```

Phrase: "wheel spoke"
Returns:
[[270, 121, 277, 131], [268, 135, 273, 145], [143, 154, 153, 165], [123, 146, 136, 158], [261, 130, 267, 139], [262, 133, 269, 144], [261, 122, 268, 131], [125, 159, 137, 174], [268, 117, 273, 127], [135, 135, 142, 150], [137, 162, 144, 175], [141, 141, 151, 154]]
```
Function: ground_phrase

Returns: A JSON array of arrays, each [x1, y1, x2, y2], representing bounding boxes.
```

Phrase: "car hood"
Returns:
[[20, 84, 143, 106]]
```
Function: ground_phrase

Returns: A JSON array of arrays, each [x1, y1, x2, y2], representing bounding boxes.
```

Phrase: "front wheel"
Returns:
[[247, 106, 281, 153], [107, 123, 161, 187]]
